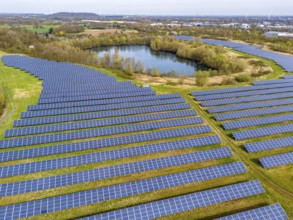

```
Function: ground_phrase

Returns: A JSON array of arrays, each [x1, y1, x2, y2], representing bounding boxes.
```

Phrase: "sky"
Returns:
[[1, 0, 293, 16]]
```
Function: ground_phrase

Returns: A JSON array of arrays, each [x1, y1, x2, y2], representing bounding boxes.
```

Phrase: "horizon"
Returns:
[[1, 0, 293, 16]]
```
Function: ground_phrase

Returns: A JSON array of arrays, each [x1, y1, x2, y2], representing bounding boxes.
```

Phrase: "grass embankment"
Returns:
[[0, 51, 291, 219]]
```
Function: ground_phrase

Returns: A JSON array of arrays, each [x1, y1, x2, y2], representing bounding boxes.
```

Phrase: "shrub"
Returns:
[[195, 70, 210, 87], [235, 74, 252, 83]]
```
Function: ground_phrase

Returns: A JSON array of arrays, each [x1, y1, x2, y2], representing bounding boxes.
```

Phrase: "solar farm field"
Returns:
[[191, 78, 293, 219], [0, 54, 290, 220]]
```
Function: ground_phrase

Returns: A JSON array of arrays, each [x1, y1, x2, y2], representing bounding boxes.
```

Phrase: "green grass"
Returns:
[[22, 25, 59, 34], [0, 51, 292, 219]]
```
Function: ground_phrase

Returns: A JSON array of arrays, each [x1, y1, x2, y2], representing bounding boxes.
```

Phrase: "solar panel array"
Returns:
[[259, 152, 293, 169], [5, 110, 197, 137], [0, 55, 287, 219], [217, 204, 288, 220], [0, 117, 206, 148], [0, 162, 248, 220], [191, 77, 293, 169], [0, 147, 232, 196], [176, 35, 293, 72], [80, 180, 264, 220]]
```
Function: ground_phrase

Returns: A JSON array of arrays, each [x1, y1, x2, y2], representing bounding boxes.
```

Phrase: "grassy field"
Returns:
[[22, 25, 59, 34], [0, 50, 292, 219]]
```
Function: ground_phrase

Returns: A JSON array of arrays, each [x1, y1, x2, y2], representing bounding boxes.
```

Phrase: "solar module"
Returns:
[[38, 90, 157, 104], [80, 180, 264, 220], [6, 110, 198, 137], [21, 98, 186, 118], [232, 124, 293, 140], [245, 136, 293, 153], [14, 103, 191, 127], [216, 204, 288, 220], [0, 127, 216, 163], [195, 85, 293, 101], [214, 106, 293, 121], [208, 97, 293, 113], [0, 162, 247, 220], [0, 147, 232, 196], [30, 93, 179, 111], [259, 152, 293, 169], [223, 114, 293, 130], [201, 91, 293, 107], [0, 118, 207, 148]]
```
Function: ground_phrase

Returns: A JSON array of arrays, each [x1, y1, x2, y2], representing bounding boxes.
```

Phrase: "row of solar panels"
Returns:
[[2, 179, 286, 220], [31, 93, 179, 111], [196, 85, 293, 101], [191, 84, 293, 169], [5, 110, 197, 137], [0, 117, 206, 148], [22, 98, 186, 118], [0, 147, 231, 196], [0, 126, 215, 162], [38, 86, 151, 99], [15, 103, 190, 127]]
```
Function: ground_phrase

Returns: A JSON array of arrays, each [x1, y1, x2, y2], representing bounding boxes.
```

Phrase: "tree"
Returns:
[[124, 59, 134, 76], [195, 70, 209, 87], [48, 28, 54, 34], [153, 68, 160, 77]]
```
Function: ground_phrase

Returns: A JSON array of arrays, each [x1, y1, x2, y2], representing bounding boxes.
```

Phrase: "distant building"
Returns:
[[241, 23, 251, 29], [265, 31, 293, 38]]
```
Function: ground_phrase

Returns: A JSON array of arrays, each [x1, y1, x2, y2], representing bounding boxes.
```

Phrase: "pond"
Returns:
[[93, 45, 207, 77]]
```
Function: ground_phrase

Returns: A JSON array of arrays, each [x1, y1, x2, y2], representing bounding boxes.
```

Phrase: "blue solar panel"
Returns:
[[0, 127, 216, 163], [259, 152, 293, 168], [80, 180, 264, 220], [6, 110, 197, 137], [223, 114, 293, 130], [201, 91, 293, 107], [232, 124, 293, 140], [38, 90, 156, 104], [30, 93, 177, 111], [208, 97, 293, 113], [0, 162, 247, 220], [215, 106, 293, 121], [245, 136, 293, 153], [217, 204, 288, 220], [253, 79, 293, 86], [194, 85, 293, 101], [0, 147, 231, 196], [14, 103, 191, 127], [21, 98, 186, 118], [0, 118, 206, 148]]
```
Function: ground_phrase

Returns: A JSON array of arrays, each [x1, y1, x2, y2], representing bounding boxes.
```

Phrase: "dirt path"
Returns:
[[183, 93, 293, 201]]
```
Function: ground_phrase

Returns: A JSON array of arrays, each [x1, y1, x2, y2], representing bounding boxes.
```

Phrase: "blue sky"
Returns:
[[1, 0, 292, 15]]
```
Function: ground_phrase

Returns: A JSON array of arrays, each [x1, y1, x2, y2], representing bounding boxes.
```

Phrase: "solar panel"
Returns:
[[80, 180, 264, 220], [208, 97, 293, 113], [0, 147, 232, 196], [223, 114, 293, 130], [30, 93, 178, 111], [0, 162, 247, 220], [0, 118, 206, 148], [38, 90, 156, 104], [232, 124, 293, 140], [21, 98, 186, 118], [245, 136, 293, 153], [253, 79, 293, 86], [0, 127, 217, 163], [215, 106, 293, 121], [201, 91, 293, 107], [259, 152, 293, 169], [6, 110, 198, 137], [14, 103, 191, 127], [194, 86, 293, 101], [216, 204, 288, 220]]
